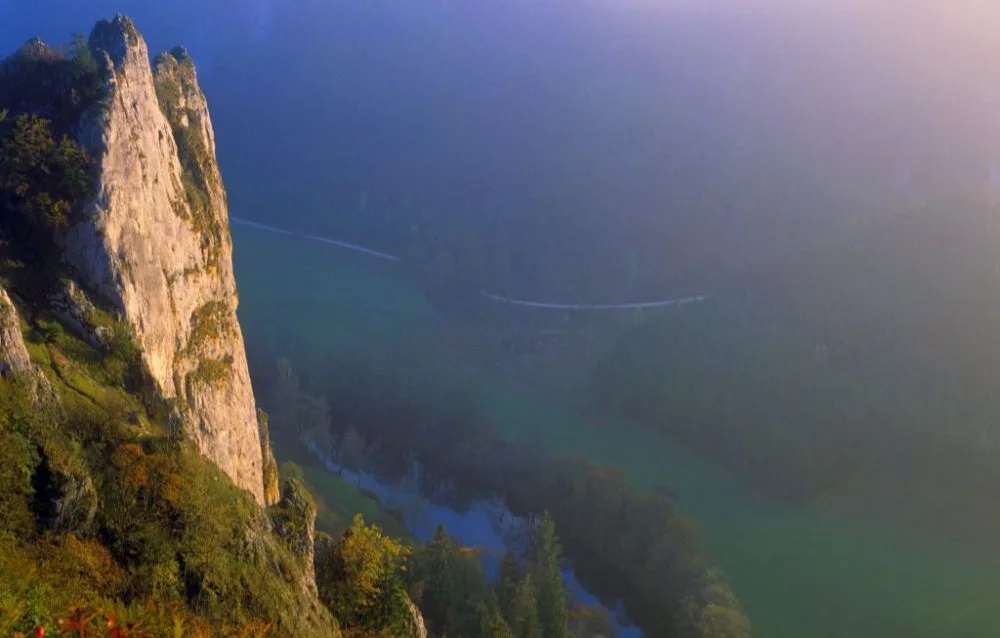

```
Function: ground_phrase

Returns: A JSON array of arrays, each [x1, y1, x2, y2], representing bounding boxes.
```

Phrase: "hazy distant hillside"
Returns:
[[595, 195, 1000, 534], [9, 1, 999, 305]]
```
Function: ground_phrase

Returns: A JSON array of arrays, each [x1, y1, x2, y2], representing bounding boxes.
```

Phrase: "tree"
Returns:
[[496, 552, 522, 623], [529, 512, 569, 638], [0, 114, 92, 234], [409, 525, 459, 632], [68, 32, 98, 78], [315, 514, 412, 634], [408, 525, 488, 637], [476, 590, 515, 638], [677, 569, 752, 638], [506, 573, 543, 638]]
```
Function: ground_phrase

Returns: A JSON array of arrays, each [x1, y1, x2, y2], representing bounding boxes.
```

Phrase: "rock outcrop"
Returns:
[[0, 285, 55, 403], [271, 479, 320, 595], [405, 595, 428, 638], [48, 280, 110, 349], [0, 286, 33, 378], [258, 410, 282, 506], [63, 15, 264, 503]]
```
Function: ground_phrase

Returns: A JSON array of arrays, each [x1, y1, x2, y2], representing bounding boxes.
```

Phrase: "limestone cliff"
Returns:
[[271, 479, 320, 596], [63, 16, 266, 503], [0, 286, 55, 402], [406, 596, 428, 638], [0, 286, 32, 377], [258, 410, 282, 506]]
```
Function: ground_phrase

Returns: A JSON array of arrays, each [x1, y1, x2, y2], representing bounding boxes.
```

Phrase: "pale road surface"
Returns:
[[231, 216, 709, 311]]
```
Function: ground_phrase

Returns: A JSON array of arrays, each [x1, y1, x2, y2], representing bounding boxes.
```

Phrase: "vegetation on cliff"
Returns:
[[0, 39, 99, 298], [0, 115, 92, 235], [0, 310, 340, 635], [153, 47, 226, 269]]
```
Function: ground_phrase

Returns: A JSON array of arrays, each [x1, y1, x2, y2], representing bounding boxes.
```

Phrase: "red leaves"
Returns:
[[12, 607, 148, 638], [104, 613, 146, 638], [104, 613, 119, 637], [58, 606, 99, 635]]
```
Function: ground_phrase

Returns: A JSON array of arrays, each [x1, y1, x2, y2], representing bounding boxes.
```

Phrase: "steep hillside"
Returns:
[[0, 288, 341, 635]]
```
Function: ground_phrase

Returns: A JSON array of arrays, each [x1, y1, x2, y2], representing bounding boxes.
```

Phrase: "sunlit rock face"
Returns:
[[63, 15, 265, 504], [0, 286, 55, 402], [0, 286, 33, 377], [406, 595, 428, 638], [258, 410, 282, 506]]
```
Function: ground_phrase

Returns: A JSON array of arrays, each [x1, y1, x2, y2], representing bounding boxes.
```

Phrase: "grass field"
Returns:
[[233, 224, 1000, 638]]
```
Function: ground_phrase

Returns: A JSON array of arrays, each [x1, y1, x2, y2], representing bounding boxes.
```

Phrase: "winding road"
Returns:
[[231, 216, 708, 311]]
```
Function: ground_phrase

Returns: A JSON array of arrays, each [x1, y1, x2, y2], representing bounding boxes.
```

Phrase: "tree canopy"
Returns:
[[0, 114, 92, 234], [316, 513, 414, 636]]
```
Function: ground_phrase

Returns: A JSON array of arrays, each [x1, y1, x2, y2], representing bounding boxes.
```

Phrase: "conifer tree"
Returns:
[[477, 590, 515, 638], [530, 511, 569, 638], [497, 551, 523, 623], [508, 573, 543, 638], [413, 524, 460, 629]]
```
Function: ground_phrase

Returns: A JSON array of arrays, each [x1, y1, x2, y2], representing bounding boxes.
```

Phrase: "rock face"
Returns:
[[48, 280, 109, 349], [64, 15, 264, 503], [272, 479, 320, 595], [258, 410, 282, 506], [0, 286, 55, 403], [0, 286, 33, 377], [405, 595, 428, 638]]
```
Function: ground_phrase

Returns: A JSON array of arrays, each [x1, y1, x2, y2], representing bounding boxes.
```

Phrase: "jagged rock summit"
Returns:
[[63, 15, 272, 504]]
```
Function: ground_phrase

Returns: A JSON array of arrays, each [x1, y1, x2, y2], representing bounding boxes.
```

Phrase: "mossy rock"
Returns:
[[269, 478, 317, 561]]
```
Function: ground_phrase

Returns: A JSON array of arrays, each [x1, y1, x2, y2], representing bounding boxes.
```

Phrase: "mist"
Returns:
[[6, 1, 1000, 636], [9, 0, 1000, 284]]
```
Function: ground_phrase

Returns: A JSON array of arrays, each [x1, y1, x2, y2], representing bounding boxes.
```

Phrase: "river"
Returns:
[[301, 433, 642, 637]]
